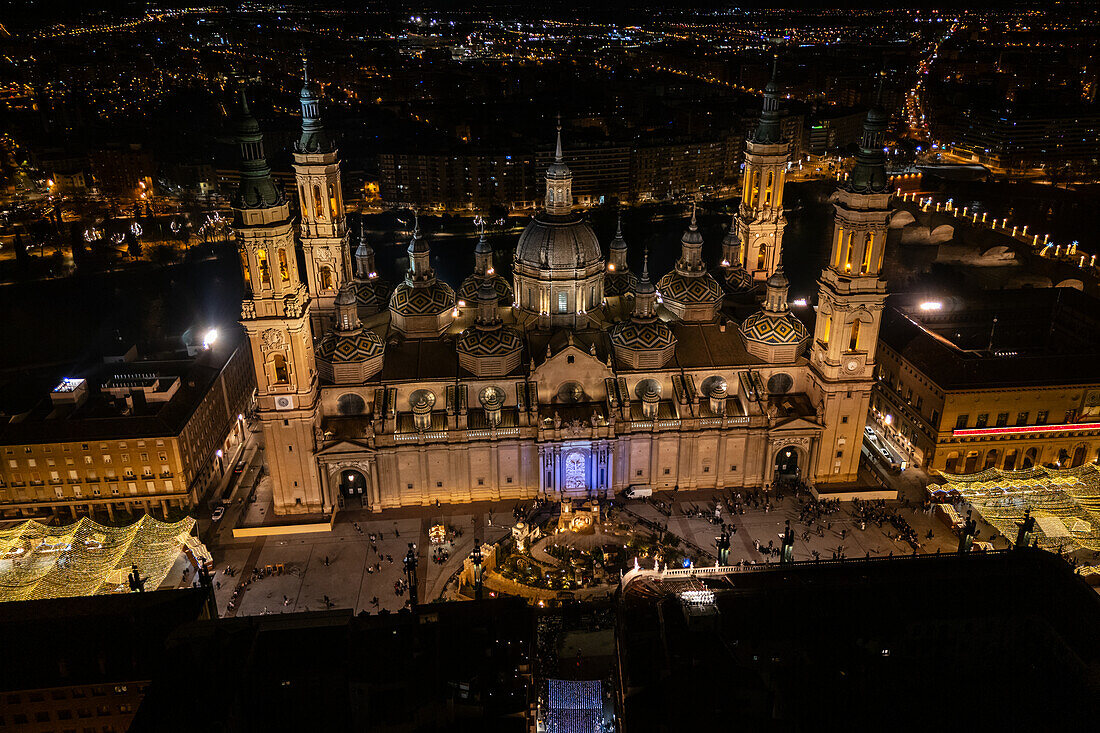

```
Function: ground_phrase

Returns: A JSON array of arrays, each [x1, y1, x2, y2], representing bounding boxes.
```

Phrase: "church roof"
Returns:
[[739, 310, 810, 347], [315, 328, 385, 363], [458, 274, 513, 305], [456, 325, 524, 359], [604, 271, 639, 297], [354, 278, 392, 310], [610, 320, 676, 352], [389, 280, 455, 318], [657, 270, 724, 307]]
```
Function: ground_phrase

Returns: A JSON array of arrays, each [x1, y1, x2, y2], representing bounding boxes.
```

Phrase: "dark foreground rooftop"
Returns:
[[618, 550, 1100, 731]]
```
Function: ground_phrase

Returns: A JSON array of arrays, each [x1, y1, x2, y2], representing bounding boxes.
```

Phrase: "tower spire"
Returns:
[[554, 112, 563, 162], [233, 88, 283, 210], [296, 53, 333, 154], [753, 52, 783, 144], [847, 74, 890, 194]]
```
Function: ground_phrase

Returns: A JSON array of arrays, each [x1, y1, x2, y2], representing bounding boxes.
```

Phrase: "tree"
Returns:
[[70, 222, 88, 270]]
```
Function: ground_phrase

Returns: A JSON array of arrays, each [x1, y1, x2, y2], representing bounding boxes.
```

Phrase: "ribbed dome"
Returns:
[[722, 266, 754, 292], [354, 278, 392, 311], [515, 214, 602, 271]]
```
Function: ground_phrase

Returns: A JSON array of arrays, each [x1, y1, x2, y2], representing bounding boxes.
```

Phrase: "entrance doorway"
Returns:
[[340, 469, 367, 509], [775, 447, 800, 480]]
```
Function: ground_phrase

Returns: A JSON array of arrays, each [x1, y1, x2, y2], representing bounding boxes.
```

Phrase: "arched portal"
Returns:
[[775, 446, 800, 480], [564, 452, 587, 490], [340, 469, 367, 508]]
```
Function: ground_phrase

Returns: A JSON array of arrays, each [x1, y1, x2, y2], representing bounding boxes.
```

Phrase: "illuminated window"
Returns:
[[834, 227, 845, 267], [313, 184, 324, 219], [750, 170, 760, 205], [256, 249, 270, 285], [756, 247, 765, 270], [847, 319, 861, 352], [843, 232, 855, 272], [298, 184, 307, 214], [240, 252, 251, 288], [820, 314, 831, 344], [860, 233, 874, 274], [763, 171, 774, 206], [270, 354, 289, 384], [328, 184, 339, 220], [278, 249, 290, 283], [319, 266, 333, 290], [558, 291, 568, 313]]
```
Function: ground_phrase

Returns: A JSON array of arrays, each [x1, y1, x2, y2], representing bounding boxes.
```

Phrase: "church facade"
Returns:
[[231, 65, 891, 516]]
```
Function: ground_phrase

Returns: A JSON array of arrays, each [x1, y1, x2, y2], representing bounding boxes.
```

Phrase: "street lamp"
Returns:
[[471, 538, 484, 600], [403, 542, 418, 607]]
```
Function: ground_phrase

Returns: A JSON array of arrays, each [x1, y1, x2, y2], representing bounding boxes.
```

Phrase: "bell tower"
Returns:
[[809, 100, 891, 485], [233, 90, 326, 515], [737, 57, 790, 282], [292, 57, 351, 334]]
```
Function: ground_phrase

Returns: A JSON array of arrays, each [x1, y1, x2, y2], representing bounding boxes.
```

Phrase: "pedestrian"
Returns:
[[283, 595, 289, 606], [324, 555, 329, 567], [379, 532, 384, 541]]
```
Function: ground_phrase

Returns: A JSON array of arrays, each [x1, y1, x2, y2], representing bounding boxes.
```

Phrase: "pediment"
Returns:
[[771, 416, 823, 432], [316, 438, 373, 457]]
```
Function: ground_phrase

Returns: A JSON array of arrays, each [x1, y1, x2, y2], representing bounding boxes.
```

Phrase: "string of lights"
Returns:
[[0, 515, 203, 602]]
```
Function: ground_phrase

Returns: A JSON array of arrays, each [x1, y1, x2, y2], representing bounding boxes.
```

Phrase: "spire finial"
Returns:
[[771, 52, 778, 82], [874, 69, 886, 107], [302, 53, 310, 86], [616, 210, 623, 238], [690, 201, 697, 229], [238, 87, 251, 116], [641, 247, 650, 281], [554, 112, 563, 162], [412, 208, 420, 237]]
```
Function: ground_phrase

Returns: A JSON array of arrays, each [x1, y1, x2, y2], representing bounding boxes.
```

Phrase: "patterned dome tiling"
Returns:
[[656, 271, 723, 306], [604, 271, 639, 297], [458, 274, 514, 304], [355, 279, 392, 309], [315, 328, 385, 363], [389, 280, 456, 317], [610, 320, 676, 351], [739, 311, 810, 346], [722, 266, 754, 293], [456, 326, 524, 357]]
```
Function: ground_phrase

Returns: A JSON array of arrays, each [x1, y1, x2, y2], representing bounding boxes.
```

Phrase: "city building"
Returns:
[[617, 552, 1100, 730], [873, 289, 1100, 474], [0, 588, 212, 733], [0, 333, 255, 521], [233, 71, 893, 517], [949, 105, 1100, 170]]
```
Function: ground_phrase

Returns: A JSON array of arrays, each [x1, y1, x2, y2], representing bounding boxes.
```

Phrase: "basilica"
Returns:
[[232, 63, 891, 515]]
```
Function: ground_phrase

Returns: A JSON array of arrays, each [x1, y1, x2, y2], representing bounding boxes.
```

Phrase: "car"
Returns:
[[623, 486, 653, 499], [233, 460, 245, 474], [211, 507, 225, 522]]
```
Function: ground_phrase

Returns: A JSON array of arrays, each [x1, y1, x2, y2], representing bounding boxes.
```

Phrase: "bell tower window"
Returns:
[[240, 252, 252, 289], [328, 184, 339, 221], [319, 266, 333, 291], [847, 319, 861, 352], [860, 233, 874, 274], [278, 249, 290, 283], [270, 354, 290, 385], [313, 184, 324, 220], [256, 249, 270, 285]]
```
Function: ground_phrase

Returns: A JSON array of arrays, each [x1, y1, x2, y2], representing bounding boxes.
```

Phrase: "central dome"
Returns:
[[514, 213, 602, 272]]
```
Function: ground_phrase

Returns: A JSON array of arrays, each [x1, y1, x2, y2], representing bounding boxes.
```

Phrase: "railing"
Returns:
[[620, 549, 1016, 589]]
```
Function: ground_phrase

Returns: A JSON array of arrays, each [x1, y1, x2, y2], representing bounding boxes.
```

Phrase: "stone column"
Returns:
[[160, 499, 169, 519], [369, 458, 382, 512], [106, 503, 115, 521], [537, 445, 546, 496], [715, 431, 728, 490]]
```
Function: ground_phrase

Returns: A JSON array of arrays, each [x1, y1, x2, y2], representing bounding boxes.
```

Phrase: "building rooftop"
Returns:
[[879, 288, 1100, 390], [0, 331, 246, 446]]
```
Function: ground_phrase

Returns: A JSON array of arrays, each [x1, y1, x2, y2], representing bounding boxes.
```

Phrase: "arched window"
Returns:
[[847, 319, 861, 352], [328, 184, 339, 221], [843, 232, 855, 272], [756, 247, 765, 270], [558, 291, 568, 313], [820, 314, 832, 345], [299, 185, 308, 215], [834, 227, 845, 267], [860, 233, 874, 274], [278, 249, 290, 283], [256, 249, 270, 285], [750, 171, 760, 206], [319, 266, 333, 290], [313, 184, 324, 220], [240, 252, 252, 289], [764, 171, 774, 206], [270, 354, 289, 385]]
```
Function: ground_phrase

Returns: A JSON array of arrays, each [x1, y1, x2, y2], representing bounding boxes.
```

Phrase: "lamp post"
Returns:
[[715, 530, 730, 567], [403, 542, 419, 607], [958, 510, 977, 554], [1015, 508, 1036, 550], [780, 520, 795, 564], [471, 538, 484, 600]]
